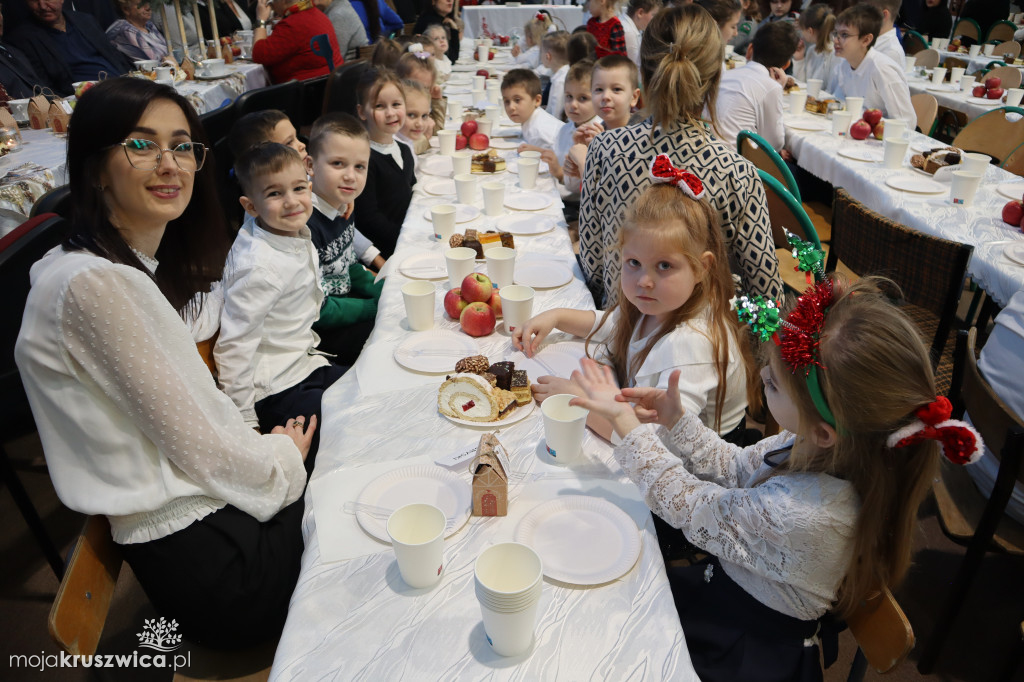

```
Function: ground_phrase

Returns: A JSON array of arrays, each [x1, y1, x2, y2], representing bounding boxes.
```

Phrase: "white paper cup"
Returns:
[[473, 75, 486, 90], [452, 151, 472, 176], [474, 543, 543, 657], [486, 77, 501, 91], [481, 181, 505, 216], [832, 110, 852, 137], [883, 139, 909, 169], [482, 38, 493, 48], [477, 45, 488, 62], [447, 100, 463, 120], [961, 77, 977, 92], [904, 55, 916, 73], [844, 96, 863, 121], [484, 105, 501, 122], [517, 158, 539, 189], [387, 503, 445, 589], [500, 284, 534, 334], [471, 89, 486, 105], [882, 117, 906, 141], [806, 78, 822, 98], [431, 204, 457, 242], [454, 173, 477, 204], [401, 280, 436, 331], [479, 601, 540, 657], [789, 91, 808, 115], [477, 118, 494, 137], [969, 45, 981, 57], [983, 44, 995, 56], [1007, 88, 1024, 107], [961, 152, 990, 174], [486, 246, 516, 289], [438, 130, 457, 156], [445, 247, 477, 290], [487, 89, 502, 106], [134, 59, 158, 71], [7, 98, 29, 120], [931, 67, 947, 85], [541, 393, 589, 464], [519, 150, 541, 160], [155, 66, 174, 80], [476, 580, 542, 612], [950, 170, 984, 206], [949, 66, 966, 86]]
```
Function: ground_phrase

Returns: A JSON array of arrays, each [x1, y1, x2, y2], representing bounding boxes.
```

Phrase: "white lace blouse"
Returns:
[[616, 412, 860, 621]]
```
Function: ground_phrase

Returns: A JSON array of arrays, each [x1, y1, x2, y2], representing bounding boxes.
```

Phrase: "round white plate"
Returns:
[[515, 262, 572, 288], [837, 146, 883, 162], [885, 174, 946, 194], [783, 117, 829, 131], [966, 96, 1002, 106], [910, 141, 938, 153], [422, 203, 481, 223], [507, 158, 551, 175], [1006, 243, 1024, 266], [394, 330, 480, 373], [514, 496, 641, 585], [495, 213, 556, 235], [444, 86, 472, 95], [420, 155, 454, 176], [399, 252, 448, 280], [489, 138, 519, 149], [420, 177, 456, 195], [504, 192, 553, 211], [926, 84, 958, 93], [511, 341, 586, 379], [355, 465, 472, 542], [997, 182, 1024, 200], [441, 397, 535, 427]]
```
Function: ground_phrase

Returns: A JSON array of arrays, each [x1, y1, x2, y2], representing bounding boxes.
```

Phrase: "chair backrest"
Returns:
[[914, 48, 939, 68], [757, 170, 819, 249], [910, 93, 938, 136], [49, 516, 123, 657], [322, 60, 371, 117], [986, 20, 1017, 44], [356, 44, 375, 60], [902, 30, 929, 56], [983, 65, 1023, 89], [846, 587, 915, 674], [402, 22, 415, 36], [30, 185, 71, 218], [198, 102, 237, 149], [297, 74, 328, 128], [952, 106, 1024, 164], [232, 79, 303, 123], [737, 130, 801, 202], [999, 140, 1024, 177], [827, 189, 972, 363], [309, 33, 335, 72], [994, 40, 1022, 60], [952, 17, 981, 41]]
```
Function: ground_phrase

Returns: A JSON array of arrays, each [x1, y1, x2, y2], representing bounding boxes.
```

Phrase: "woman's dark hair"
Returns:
[[65, 78, 229, 317]]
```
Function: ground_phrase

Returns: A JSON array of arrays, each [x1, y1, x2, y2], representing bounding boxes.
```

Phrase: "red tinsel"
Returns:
[[778, 281, 833, 374], [892, 423, 980, 465]]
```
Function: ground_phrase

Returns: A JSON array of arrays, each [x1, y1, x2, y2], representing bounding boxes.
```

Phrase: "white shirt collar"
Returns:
[[312, 192, 339, 220]]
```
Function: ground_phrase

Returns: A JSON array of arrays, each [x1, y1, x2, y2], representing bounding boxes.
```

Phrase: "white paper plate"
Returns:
[[1006, 243, 1024, 266], [885, 174, 947, 194], [997, 182, 1024, 200], [783, 117, 829, 131], [394, 330, 481, 373], [420, 177, 456, 195], [910, 140, 938, 153], [489, 138, 519, 149], [491, 126, 521, 138], [441, 397, 535, 427], [399, 252, 448, 280], [422, 204, 481, 223], [837, 146, 883, 162], [515, 262, 572, 288], [495, 213, 557, 235], [355, 465, 472, 542], [966, 96, 1002, 106], [514, 496, 641, 585], [505, 192, 553, 211], [444, 85, 472, 95], [926, 84, 958, 93], [420, 155, 454, 176], [509, 341, 586, 379]]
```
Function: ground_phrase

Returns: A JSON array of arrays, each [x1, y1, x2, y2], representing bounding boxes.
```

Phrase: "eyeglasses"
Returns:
[[830, 31, 860, 42], [116, 138, 207, 171]]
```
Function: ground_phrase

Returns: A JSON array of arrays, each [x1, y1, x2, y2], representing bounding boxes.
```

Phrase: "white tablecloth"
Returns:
[[175, 60, 268, 114], [938, 49, 1022, 75], [907, 71, 1014, 122], [462, 5, 586, 39], [269, 108, 697, 680], [784, 118, 1024, 306]]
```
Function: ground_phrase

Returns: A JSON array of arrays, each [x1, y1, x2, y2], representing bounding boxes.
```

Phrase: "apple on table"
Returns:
[[469, 133, 490, 150], [460, 302, 496, 337], [973, 84, 987, 98], [1002, 199, 1024, 229], [849, 119, 872, 140], [862, 108, 883, 127], [443, 287, 469, 319], [461, 273, 493, 303]]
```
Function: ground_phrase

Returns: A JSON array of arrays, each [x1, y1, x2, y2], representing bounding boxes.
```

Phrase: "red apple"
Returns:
[[986, 76, 1002, 90], [872, 120, 885, 140], [849, 119, 872, 140], [460, 272, 493, 303], [1002, 200, 1024, 226], [455, 134, 468, 150], [487, 290, 502, 318], [988, 87, 1005, 100], [444, 287, 469, 319], [469, 133, 490, 150], [862, 108, 883, 127], [476, 69, 489, 77], [460, 302, 496, 337], [973, 84, 987, 98], [460, 120, 478, 138]]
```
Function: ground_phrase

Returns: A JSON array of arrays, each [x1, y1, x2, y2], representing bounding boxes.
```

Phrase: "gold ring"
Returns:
[[292, 420, 302, 428]]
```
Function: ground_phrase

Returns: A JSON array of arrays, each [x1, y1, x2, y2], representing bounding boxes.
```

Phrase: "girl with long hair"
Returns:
[[793, 3, 837, 87]]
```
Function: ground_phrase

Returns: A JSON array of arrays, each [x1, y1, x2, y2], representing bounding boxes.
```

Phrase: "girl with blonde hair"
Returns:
[[512, 10, 553, 68], [793, 3, 837, 87]]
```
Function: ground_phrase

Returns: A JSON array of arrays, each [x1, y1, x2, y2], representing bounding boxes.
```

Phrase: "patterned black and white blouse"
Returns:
[[579, 119, 783, 306]]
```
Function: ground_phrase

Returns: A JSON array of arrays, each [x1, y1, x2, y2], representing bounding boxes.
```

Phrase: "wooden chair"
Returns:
[[951, 17, 982, 42], [914, 48, 939, 68], [944, 56, 969, 72], [1000, 141, 1024, 177], [846, 587, 915, 680], [994, 40, 1022, 60], [322, 60, 370, 117], [758, 170, 822, 294], [827, 189, 972, 395], [737, 130, 801, 201], [916, 328, 1024, 674], [986, 20, 1018, 44], [982, 64, 1023, 89], [911, 92, 938, 136], [902, 30, 929, 56], [951, 106, 1024, 165], [356, 44, 375, 60]]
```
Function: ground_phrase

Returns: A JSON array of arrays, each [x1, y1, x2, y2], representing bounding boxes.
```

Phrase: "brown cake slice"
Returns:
[[455, 355, 490, 374], [510, 370, 531, 406], [487, 361, 514, 390]]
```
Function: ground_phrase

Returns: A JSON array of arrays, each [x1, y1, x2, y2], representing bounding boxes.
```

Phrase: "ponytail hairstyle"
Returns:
[[586, 183, 759, 432], [523, 11, 553, 47], [800, 3, 836, 54], [763, 276, 940, 618], [370, 36, 403, 68], [639, 5, 724, 133]]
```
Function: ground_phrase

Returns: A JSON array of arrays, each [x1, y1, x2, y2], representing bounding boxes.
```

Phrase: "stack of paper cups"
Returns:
[[541, 394, 589, 464], [474, 543, 544, 657]]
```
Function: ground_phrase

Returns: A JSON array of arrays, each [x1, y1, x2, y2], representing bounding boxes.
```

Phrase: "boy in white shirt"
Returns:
[[714, 20, 799, 151], [216, 143, 345, 464], [620, 0, 662, 66], [541, 31, 570, 119], [502, 68, 562, 149], [832, 4, 916, 130], [863, 0, 904, 68], [529, 60, 599, 190]]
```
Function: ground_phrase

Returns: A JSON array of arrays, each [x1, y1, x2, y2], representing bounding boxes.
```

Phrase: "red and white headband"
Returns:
[[649, 154, 705, 200], [886, 396, 983, 465]]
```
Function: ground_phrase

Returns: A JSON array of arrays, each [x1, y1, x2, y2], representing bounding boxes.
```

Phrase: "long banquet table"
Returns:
[[905, 69, 1014, 122], [269, 45, 698, 680]]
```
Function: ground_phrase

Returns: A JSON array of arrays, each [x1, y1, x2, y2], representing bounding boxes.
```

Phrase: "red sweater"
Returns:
[[587, 15, 626, 59], [252, 7, 341, 83]]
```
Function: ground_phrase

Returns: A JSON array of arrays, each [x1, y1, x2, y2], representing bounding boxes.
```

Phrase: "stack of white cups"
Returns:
[[474, 542, 544, 657]]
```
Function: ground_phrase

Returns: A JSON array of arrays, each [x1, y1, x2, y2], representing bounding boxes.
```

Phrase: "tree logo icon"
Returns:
[[137, 617, 183, 652]]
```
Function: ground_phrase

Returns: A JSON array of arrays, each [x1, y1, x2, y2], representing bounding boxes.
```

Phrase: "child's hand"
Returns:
[[793, 38, 806, 62], [768, 66, 788, 87], [531, 374, 581, 404], [540, 149, 561, 181], [562, 153, 580, 179], [424, 117, 436, 138], [431, 84, 442, 100], [512, 44, 521, 57], [511, 309, 559, 356], [619, 369, 684, 429], [572, 121, 604, 146], [271, 414, 317, 461], [517, 143, 544, 154], [569, 359, 639, 437]]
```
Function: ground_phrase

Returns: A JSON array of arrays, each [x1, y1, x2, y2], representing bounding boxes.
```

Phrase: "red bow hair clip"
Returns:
[[649, 154, 705, 200], [536, 12, 547, 21], [886, 396, 984, 465]]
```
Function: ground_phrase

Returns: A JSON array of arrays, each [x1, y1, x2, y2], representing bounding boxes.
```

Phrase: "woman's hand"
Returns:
[[568, 359, 639, 437], [619, 369, 684, 429], [511, 309, 560, 356], [256, 0, 271, 22], [531, 374, 581, 404], [271, 415, 317, 461]]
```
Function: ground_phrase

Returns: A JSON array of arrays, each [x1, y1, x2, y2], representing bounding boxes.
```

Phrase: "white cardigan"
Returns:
[[14, 248, 307, 544]]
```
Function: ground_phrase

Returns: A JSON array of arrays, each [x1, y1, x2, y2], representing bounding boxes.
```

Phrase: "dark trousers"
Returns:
[[119, 500, 305, 649], [314, 319, 375, 367]]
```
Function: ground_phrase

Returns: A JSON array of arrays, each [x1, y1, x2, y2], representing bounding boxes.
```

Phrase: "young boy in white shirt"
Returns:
[[714, 20, 799, 151], [832, 4, 916, 130], [620, 0, 662, 66], [216, 143, 345, 465], [541, 31, 570, 119], [501, 68, 562, 149], [863, 0, 904, 68]]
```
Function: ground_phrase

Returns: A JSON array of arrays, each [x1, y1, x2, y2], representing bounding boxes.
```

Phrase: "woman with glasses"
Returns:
[[15, 78, 314, 649]]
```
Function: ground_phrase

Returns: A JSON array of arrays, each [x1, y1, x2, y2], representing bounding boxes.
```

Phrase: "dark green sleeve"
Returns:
[[349, 263, 384, 301]]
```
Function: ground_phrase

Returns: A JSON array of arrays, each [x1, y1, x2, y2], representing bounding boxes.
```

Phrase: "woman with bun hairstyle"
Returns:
[[578, 4, 782, 307]]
